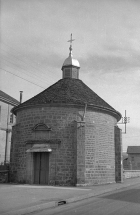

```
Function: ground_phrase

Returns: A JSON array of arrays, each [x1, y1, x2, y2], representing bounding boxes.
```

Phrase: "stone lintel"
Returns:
[[25, 139, 61, 145]]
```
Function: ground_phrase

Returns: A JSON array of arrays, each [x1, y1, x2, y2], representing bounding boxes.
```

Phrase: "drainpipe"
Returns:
[[4, 104, 10, 164], [82, 103, 87, 121], [55, 142, 57, 185]]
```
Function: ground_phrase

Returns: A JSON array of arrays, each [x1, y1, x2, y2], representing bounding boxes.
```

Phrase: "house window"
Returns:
[[131, 156, 134, 162], [10, 113, 13, 123]]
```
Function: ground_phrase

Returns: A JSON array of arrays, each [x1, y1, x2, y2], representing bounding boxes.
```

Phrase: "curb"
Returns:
[[3, 201, 56, 215], [3, 181, 140, 215]]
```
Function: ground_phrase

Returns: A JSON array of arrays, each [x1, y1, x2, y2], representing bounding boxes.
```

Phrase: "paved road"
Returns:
[[1, 178, 140, 215], [35, 184, 140, 215], [0, 184, 90, 214]]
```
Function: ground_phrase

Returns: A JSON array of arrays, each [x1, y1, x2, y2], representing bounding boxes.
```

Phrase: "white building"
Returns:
[[0, 90, 19, 164]]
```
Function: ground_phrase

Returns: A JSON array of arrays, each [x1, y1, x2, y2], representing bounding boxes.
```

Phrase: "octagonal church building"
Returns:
[[10, 38, 123, 186]]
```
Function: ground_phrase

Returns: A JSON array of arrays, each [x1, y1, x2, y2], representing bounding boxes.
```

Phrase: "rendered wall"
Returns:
[[128, 154, 140, 170], [0, 101, 14, 164]]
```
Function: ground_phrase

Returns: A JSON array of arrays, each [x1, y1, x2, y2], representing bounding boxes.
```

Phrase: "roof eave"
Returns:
[[61, 65, 80, 70], [12, 102, 122, 121], [0, 96, 20, 106]]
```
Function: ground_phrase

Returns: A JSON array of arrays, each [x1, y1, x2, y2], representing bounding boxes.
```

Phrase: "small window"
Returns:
[[10, 113, 13, 123], [131, 156, 134, 162], [64, 68, 71, 78]]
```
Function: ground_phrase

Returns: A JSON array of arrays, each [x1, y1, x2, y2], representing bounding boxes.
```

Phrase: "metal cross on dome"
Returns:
[[67, 34, 75, 53], [68, 33, 75, 45]]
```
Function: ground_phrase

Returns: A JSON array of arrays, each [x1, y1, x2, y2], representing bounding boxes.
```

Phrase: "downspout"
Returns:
[[82, 103, 87, 121], [4, 104, 10, 164], [55, 142, 57, 185]]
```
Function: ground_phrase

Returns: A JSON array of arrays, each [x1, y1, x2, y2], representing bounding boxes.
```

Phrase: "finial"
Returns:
[[67, 33, 75, 56]]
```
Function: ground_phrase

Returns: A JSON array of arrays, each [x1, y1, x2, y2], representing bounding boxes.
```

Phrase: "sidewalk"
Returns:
[[0, 177, 140, 215]]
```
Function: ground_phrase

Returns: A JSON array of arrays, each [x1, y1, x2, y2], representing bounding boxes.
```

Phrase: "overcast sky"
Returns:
[[0, 0, 140, 152]]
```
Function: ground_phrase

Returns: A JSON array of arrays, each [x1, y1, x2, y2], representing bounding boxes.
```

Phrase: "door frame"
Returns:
[[34, 152, 50, 185]]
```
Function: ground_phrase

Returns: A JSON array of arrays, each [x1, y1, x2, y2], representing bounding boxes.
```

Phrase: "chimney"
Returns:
[[20, 91, 23, 104]]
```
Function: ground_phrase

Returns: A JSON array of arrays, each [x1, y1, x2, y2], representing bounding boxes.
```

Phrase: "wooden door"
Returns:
[[34, 152, 49, 184]]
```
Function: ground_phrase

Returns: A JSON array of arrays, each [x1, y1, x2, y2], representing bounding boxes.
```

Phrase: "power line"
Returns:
[[1, 56, 49, 85], [1, 48, 52, 82], [1, 42, 54, 79], [0, 67, 46, 89]]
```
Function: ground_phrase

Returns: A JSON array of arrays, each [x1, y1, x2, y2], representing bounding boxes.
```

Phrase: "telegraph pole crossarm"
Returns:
[[118, 110, 130, 134]]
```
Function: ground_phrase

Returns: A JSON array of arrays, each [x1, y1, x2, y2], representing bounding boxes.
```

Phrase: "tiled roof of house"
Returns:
[[0, 90, 19, 106], [127, 146, 140, 154], [12, 78, 121, 120]]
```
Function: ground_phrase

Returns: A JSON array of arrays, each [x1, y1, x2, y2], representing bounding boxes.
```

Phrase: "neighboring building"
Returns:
[[0, 90, 19, 164], [127, 146, 140, 170], [123, 152, 129, 170], [10, 41, 123, 186]]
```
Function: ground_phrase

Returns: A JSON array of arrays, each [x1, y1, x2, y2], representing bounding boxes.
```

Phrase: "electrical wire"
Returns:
[[0, 67, 46, 89], [1, 56, 49, 85], [1, 42, 55, 79], [1, 48, 52, 82]]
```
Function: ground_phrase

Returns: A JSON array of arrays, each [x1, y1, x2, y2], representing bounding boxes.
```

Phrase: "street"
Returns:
[[35, 185, 140, 215], [0, 178, 140, 215]]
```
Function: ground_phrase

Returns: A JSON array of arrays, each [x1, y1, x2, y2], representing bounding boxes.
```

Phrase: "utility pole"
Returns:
[[118, 110, 130, 134]]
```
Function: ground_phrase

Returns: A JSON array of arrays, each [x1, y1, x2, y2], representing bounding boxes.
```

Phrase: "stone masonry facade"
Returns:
[[10, 106, 121, 186], [115, 126, 123, 182], [85, 113, 117, 185]]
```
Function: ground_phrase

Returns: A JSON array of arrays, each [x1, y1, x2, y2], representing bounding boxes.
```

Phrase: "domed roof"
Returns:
[[62, 53, 80, 68], [12, 78, 121, 121]]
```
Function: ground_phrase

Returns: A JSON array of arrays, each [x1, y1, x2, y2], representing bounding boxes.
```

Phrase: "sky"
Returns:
[[0, 0, 140, 152]]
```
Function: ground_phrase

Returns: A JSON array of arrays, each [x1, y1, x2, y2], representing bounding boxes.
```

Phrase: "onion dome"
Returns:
[[62, 52, 80, 68]]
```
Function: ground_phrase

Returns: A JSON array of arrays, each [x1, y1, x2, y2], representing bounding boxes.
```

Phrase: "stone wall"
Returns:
[[115, 126, 123, 183], [84, 112, 117, 185], [0, 165, 9, 183], [124, 170, 140, 179], [76, 121, 86, 185], [10, 106, 118, 186], [10, 106, 80, 185]]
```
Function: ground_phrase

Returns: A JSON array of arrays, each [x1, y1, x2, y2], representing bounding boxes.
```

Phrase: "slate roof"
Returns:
[[0, 90, 19, 106], [12, 78, 121, 120], [127, 146, 140, 154]]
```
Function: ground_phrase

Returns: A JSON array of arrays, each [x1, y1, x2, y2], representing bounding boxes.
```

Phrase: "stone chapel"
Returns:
[[10, 36, 123, 186]]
